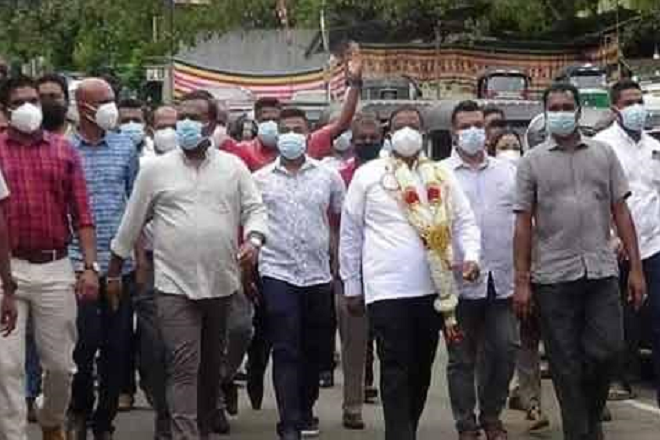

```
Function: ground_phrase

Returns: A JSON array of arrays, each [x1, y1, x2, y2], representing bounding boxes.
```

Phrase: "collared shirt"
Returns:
[[69, 131, 139, 274], [238, 124, 335, 172], [0, 130, 94, 252], [254, 157, 345, 287], [514, 135, 630, 285], [111, 148, 268, 300], [339, 157, 481, 305], [442, 152, 516, 300], [595, 123, 660, 260]]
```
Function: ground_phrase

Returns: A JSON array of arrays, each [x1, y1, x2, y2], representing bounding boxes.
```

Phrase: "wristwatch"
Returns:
[[84, 262, 101, 274]]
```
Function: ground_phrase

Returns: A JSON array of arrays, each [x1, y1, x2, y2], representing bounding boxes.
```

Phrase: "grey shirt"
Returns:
[[254, 157, 345, 287], [111, 148, 268, 299], [514, 136, 630, 285]]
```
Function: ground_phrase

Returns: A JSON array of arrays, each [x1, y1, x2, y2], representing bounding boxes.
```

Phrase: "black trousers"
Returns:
[[262, 277, 334, 435], [534, 277, 623, 440], [369, 295, 443, 440]]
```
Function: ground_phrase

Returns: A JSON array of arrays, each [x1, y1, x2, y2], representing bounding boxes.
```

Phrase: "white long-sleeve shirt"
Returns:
[[339, 158, 481, 305], [111, 148, 268, 300]]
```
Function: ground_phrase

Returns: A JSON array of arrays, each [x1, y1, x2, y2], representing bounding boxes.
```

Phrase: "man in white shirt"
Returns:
[[339, 105, 481, 440], [594, 79, 660, 407], [106, 91, 268, 440], [441, 101, 517, 440], [253, 108, 345, 440]]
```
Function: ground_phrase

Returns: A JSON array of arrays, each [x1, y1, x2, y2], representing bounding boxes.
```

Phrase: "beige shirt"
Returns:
[[111, 148, 268, 299], [514, 136, 630, 285]]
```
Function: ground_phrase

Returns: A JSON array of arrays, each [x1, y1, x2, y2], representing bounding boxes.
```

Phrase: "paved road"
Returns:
[[28, 347, 659, 439]]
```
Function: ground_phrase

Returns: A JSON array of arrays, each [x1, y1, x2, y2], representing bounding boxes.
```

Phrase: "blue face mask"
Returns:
[[120, 122, 145, 147], [176, 119, 205, 151], [457, 127, 486, 156], [546, 111, 578, 137], [620, 104, 647, 132], [258, 120, 279, 147], [278, 132, 307, 160]]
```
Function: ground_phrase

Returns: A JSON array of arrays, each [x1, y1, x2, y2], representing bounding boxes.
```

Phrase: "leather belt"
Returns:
[[13, 248, 68, 264]]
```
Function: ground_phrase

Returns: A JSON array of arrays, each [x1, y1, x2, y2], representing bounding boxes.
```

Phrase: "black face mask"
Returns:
[[41, 101, 68, 131], [355, 143, 382, 162]]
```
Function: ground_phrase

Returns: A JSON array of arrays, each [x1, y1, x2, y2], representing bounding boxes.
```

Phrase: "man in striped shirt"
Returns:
[[67, 78, 139, 440]]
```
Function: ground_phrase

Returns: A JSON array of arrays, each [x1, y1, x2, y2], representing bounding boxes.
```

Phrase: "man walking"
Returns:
[[66, 78, 139, 440], [107, 90, 267, 440], [514, 82, 646, 440], [253, 107, 345, 440], [0, 75, 99, 440], [335, 113, 383, 431], [442, 101, 517, 440], [340, 105, 481, 440], [594, 79, 660, 407]]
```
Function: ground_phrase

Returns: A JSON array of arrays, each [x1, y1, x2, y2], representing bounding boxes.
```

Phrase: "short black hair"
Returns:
[[255, 97, 281, 117], [280, 107, 308, 124], [542, 82, 581, 109], [351, 112, 383, 137], [180, 90, 217, 122], [0, 75, 36, 107], [37, 73, 69, 101], [389, 105, 425, 129], [483, 104, 504, 120], [610, 79, 642, 105], [451, 100, 482, 125]]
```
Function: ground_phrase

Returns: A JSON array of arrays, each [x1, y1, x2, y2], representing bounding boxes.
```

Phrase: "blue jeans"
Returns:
[[25, 314, 42, 400], [70, 274, 135, 434], [261, 277, 333, 436]]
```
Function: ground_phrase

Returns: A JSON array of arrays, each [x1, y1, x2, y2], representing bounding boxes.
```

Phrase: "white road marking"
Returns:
[[623, 400, 660, 416]]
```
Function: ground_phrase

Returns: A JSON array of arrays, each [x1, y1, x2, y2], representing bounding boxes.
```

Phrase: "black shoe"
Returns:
[[247, 378, 264, 410], [280, 430, 301, 440], [364, 386, 378, 404], [319, 371, 334, 389], [342, 413, 365, 430], [234, 370, 248, 383], [222, 381, 239, 416], [301, 417, 320, 438], [211, 410, 231, 435], [26, 398, 38, 424]]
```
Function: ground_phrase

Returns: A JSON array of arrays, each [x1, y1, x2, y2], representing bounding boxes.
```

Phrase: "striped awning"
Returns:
[[173, 60, 346, 101]]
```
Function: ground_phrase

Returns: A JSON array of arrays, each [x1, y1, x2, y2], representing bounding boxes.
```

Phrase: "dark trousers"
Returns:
[[369, 295, 443, 440], [534, 277, 623, 440], [638, 252, 660, 406], [70, 274, 135, 434], [262, 277, 333, 435], [613, 260, 642, 389], [320, 280, 338, 374], [134, 282, 171, 440], [447, 294, 517, 433], [246, 294, 271, 399]]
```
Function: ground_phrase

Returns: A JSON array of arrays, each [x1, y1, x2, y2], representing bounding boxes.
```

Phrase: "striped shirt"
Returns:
[[69, 131, 139, 274]]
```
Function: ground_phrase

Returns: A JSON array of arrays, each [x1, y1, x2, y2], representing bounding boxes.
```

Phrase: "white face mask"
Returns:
[[497, 149, 521, 164], [11, 103, 43, 134], [333, 131, 352, 152], [457, 127, 486, 156], [153, 127, 178, 154], [94, 102, 119, 131], [391, 127, 423, 158]]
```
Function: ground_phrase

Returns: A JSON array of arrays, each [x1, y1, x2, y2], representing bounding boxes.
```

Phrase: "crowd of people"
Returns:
[[0, 50, 657, 440]]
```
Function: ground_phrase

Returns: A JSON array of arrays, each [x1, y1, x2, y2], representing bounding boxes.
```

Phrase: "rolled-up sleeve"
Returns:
[[238, 161, 268, 240], [68, 145, 95, 230], [339, 173, 366, 297], [448, 174, 481, 263], [111, 163, 156, 259], [513, 156, 536, 213]]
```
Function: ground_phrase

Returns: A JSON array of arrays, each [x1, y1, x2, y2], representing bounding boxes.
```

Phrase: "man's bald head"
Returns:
[[76, 78, 117, 133], [153, 105, 178, 130]]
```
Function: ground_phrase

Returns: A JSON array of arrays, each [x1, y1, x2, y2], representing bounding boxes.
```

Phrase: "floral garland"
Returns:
[[383, 155, 460, 334]]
